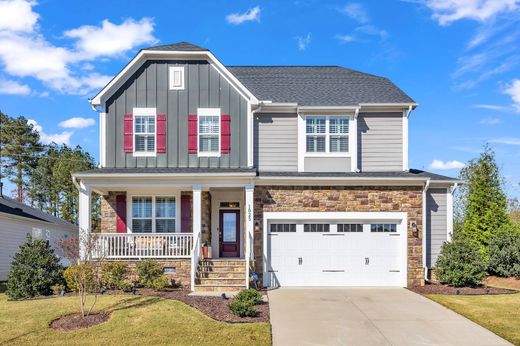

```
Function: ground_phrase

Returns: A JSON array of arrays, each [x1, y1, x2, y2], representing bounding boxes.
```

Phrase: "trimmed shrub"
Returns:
[[136, 259, 168, 288], [64, 264, 96, 292], [118, 279, 134, 292], [435, 232, 487, 287], [229, 300, 257, 317], [101, 262, 129, 290], [488, 226, 520, 278], [235, 289, 262, 305], [6, 235, 64, 299]]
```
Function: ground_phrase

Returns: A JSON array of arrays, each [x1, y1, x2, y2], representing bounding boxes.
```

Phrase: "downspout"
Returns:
[[406, 104, 413, 118], [422, 178, 431, 282]]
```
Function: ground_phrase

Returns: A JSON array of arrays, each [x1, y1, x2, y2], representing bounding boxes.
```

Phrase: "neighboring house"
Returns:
[[0, 191, 78, 281], [74, 41, 460, 292]]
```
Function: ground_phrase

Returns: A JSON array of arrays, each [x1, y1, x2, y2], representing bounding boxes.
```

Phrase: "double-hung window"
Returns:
[[134, 114, 155, 154], [198, 108, 220, 156], [305, 116, 349, 154], [132, 196, 177, 233]]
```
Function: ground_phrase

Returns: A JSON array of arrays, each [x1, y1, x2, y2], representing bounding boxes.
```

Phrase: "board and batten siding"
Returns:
[[426, 188, 448, 268], [105, 60, 249, 169], [254, 113, 298, 172], [357, 112, 403, 172], [0, 215, 77, 280]]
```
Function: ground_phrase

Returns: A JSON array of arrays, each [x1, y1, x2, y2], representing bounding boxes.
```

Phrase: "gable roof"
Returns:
[[227, 66, 415, 106], [143, 41, 208, 51], [0, 196, 77, 230]]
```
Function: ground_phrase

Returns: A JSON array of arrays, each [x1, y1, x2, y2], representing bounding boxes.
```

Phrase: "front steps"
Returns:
[[194, 259, 247, 292]]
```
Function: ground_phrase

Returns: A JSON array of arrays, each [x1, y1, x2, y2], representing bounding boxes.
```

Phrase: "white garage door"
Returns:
[[265, 214, 407, 287]]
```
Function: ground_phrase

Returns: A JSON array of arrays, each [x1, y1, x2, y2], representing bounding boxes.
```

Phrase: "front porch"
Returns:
[[76, 175, 255, 292]]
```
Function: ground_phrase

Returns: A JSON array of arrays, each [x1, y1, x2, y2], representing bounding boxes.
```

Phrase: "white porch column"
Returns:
[[191, 185, 202, 290], [78, 181, 91, 261], [245, 184, 254, 289]]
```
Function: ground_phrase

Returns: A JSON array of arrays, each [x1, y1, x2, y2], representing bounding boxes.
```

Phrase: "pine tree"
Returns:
[[459, 145, 509, 250], [0, 114, 42, 202]]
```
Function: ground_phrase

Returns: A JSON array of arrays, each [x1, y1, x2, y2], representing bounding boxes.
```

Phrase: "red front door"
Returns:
[[219, 210, 240, 258]]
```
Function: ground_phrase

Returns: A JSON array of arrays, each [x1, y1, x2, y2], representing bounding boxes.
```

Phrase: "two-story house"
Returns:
[[73, 42, 460, 292]]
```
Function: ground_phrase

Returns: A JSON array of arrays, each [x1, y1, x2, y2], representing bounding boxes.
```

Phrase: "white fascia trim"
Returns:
[[0, 212, 78, 232], [402, 112, 409, 171], [99, 112, 106, 167], [255, 176, 428, 186], [359, 103, 418, 108], [74, 172, 257, 179], [297, 106, 359, 113], [91, 50, 258, 106]]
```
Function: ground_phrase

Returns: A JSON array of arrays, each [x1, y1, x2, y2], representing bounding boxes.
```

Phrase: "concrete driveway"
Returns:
[[268, 288, 511, 346]]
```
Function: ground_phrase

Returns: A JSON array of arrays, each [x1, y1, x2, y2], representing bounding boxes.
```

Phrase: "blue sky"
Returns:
[[0, 0, 519, 198]]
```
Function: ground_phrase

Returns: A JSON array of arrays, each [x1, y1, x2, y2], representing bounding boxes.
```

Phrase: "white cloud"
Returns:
[[479, 117, 501, 125], [226, 6, 261, 25], [28, 119, 72, 145], [355, 25, 388, 40], [0, 0, 157, 95], [0, 78, 30, 95], [423, 0, 519, 26], [472, 104, 511, 111], [504, 79, 520, 111], [339, 3, 370, 23], [0, 0, 39, 33], [490, 137, 520, 145], [336, 34, 355, 43], [58, 117, 95, 129], [429, 159, 466, 170], [64, 18, 157, 60], [297, 33, 312, 50]]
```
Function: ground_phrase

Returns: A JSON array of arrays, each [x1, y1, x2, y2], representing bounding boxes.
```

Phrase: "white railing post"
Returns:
[[78, 181, 91, 261], [245, 184, 254, 289], [191, 185, 202, 291]]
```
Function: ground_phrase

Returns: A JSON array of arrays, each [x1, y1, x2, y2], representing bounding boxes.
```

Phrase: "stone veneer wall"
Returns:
[[105, 259, 191, 287], [100, 191, 126, 233], [253, 186, 424, 287], [201, 191, 211, 244]]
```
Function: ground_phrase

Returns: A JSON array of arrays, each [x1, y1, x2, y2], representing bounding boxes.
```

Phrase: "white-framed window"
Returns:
[[133, 108, 156, 157], [169, 66, 185, 90], [198, 108, 221, 157], [132, 196, 177, 233], [306, 115, 349, 154]]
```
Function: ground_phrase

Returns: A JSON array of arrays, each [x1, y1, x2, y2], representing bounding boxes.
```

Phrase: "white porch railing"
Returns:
[[92, 233, 193, 259]]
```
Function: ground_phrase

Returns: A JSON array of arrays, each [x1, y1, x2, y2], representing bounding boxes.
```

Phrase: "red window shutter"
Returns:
[[188, 114, 198, 154], [123, 114, 133, 153], [156, 114, 167, 153], [116, 195, 127, 233], [221, 114, 231, 153]]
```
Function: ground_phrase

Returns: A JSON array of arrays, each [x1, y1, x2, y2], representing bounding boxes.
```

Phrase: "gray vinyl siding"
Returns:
[[357, 112, 403, 172], [426, 188, 448, 268], [304, 157, 351, 172], [105, 60, 248, 169], [254, 113, 298, 171]]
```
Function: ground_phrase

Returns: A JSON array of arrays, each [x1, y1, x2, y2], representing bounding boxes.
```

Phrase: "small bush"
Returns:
[[136, 259, 167, 288], [435, 232, 487, 287], [51, 284, 65, 295], [6, 235, 64, 299], [488, 226, 520, 278], [101, 262, 129, 290], [151, 275, 170, 289], [229, 300, 257, 317], [64, 264, 96, 292], [235, 289, 262, 305], [118, 279, 134, 292]]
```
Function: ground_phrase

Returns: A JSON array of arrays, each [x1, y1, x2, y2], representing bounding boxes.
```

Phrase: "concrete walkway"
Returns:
[[268, 288, 511, 346]]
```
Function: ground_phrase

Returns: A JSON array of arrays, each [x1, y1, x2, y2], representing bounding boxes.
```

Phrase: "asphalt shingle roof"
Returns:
[[0, 196, 77, 229], [227, 66, 415, 106], [143, 41, 208, 52]]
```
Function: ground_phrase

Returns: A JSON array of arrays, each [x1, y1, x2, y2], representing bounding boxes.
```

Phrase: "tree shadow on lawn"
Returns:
[[2, 295, 163, 344]]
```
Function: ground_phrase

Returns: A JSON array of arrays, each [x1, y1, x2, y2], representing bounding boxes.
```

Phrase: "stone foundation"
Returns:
[[104, 259, 191, 288], [253, 185, 424, 287]]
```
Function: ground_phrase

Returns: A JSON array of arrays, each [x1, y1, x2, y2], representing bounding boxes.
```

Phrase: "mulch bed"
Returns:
[[484, 276, 520, 290], [49, 312, 110, 331], [137, 288, 270, 323], [409, 283, 517, 295]]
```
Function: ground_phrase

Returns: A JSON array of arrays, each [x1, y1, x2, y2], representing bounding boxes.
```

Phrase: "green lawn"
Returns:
[[0, 294, 271, 346], [427, 294, 520, 345]]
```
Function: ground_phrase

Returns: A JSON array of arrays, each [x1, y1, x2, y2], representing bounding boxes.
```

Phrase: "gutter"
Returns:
[[422, 178, 431, 282]]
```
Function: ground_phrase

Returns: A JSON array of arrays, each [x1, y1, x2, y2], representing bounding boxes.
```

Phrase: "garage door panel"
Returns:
[[267, 216, 406, 287]]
